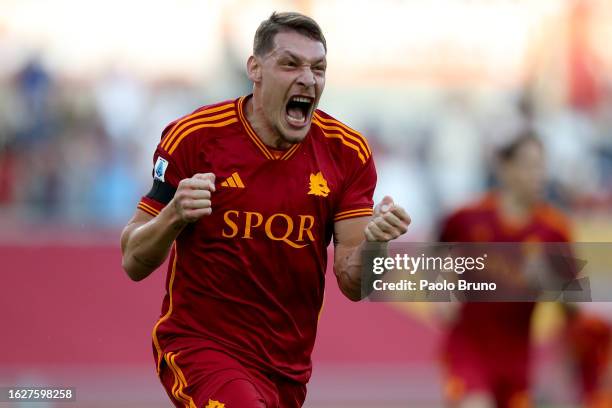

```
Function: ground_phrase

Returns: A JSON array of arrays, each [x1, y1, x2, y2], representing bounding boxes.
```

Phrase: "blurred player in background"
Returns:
[[120, 11, 410, 408], [437, 132, 571, 408], [564, 305, 612, 407]]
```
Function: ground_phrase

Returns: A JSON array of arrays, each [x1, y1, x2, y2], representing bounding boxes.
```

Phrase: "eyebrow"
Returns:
[[278, 50, 326, 65]]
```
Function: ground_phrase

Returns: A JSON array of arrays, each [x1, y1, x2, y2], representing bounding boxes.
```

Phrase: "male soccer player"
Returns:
[[438, 132, 571, 408], [120, 12, 410, 408], [564, 307, 612, 408]]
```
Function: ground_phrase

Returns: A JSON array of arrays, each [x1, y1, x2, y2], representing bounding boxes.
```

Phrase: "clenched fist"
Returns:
[[364, 195, 411, 242], [172, 173, 216, 223]]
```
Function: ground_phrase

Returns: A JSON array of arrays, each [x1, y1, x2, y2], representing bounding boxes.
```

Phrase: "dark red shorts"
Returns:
[[443, 342, 531, 408], [566, 314, 611, 402], [155, 343, 306, 408]]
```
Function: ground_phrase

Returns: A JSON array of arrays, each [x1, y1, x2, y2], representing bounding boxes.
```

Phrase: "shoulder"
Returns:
[[534, 203, 572, 241], [439, 194, 495, 241], [158, 98, 238, 156], [455, 193, 496, 218], [445, 194, 496, 226], [311, 109, 372, 166]]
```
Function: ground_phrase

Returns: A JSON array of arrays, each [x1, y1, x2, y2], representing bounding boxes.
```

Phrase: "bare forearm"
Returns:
[[333, 197, 410, 301], [334, 241, 388, 301], [121, 173, 216, 281], [121, 205, 186, 281]]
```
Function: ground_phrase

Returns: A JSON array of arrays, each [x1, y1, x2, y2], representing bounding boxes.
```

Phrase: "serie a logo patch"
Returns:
[[154, 157, 169, 182]]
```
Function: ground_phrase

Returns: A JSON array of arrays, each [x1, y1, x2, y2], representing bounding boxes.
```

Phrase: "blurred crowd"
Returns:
[[0, 2, 611, 406], [1, 54, 611, 236], [371, 82, 612, 238], [0, 57, 245, 227]]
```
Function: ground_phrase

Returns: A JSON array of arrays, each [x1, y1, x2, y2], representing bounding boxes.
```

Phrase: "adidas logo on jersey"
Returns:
[[220, 172, 245, 188]]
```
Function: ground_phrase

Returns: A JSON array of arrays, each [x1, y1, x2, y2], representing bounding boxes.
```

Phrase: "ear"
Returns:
[[247, 55, 262, 83]]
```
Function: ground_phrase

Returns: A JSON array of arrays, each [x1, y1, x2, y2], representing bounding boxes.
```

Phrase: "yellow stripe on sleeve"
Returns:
[[167, 117, 238, 155], [335, 208, 374, 217], [334, 209, 374, 221], [161, 103, 235, 151], [138, 202, 160, 216], [316, 126, 367, 164], [314, 114, 371, 158]]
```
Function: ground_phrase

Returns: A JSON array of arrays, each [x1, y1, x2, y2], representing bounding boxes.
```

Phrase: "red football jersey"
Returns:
[[137, 95, 376, 384], [439, 192, 572, 360]]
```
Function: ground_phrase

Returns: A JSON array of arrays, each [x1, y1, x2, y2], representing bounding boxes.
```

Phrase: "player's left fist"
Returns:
[[364, 195, 411, 242]]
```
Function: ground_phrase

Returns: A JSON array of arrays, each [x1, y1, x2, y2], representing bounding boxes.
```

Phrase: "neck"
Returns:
[[245, 95, 291, 150], [498, 189, 535, 223]]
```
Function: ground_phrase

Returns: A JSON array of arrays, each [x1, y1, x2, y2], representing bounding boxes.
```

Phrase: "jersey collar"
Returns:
[[236, 95, 302, 161]]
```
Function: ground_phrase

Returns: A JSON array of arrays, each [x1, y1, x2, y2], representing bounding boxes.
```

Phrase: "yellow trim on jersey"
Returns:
[[335, 211, 373, 221], [161, 103, 235, 151], [171, 354, 197, 408], [312, 118, 370, 164], [281, 144, 300, 161], [280, 145, 299, 160], [237, 96, 303, 161], [164, 353, 190, 407], [336, 208, 374, 217], [314, 123, 367, 164], [238, 96, 275, 160], [314, 112, 371, 156], [167, 352, 197, 408], [313, 121, 370, 160], [138, 206, 157, 217], [162, 109, 235, 152], [153, 244, 178, 374], [318, 131, 366, 164], [138, 202, 160, 216], [317, 290, 325, 322], [334, 208, 373, 221], [168, 117, 238, 155]]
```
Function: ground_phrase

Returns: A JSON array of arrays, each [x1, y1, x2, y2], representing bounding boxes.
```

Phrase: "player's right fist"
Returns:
[[172, 173, 216, 223]]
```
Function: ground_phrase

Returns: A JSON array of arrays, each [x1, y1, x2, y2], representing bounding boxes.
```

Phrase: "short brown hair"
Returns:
[[253, 12, 327, 56], [497, 129, 543, 163]]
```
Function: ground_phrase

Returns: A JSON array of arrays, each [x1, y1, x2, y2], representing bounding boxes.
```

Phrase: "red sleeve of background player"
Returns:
[[438, 195, 494, 242], [537, 205, 578, 281], [537, 205, 574, 242], [438, 210, 465, 242], [333, 154, 377, 222], [136, 118, 196, 217]]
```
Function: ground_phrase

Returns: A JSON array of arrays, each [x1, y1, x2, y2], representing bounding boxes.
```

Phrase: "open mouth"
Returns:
[[285, 95, 314, 127]]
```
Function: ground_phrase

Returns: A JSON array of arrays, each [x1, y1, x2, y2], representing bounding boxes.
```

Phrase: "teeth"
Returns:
[[291, 96, 312, 103]]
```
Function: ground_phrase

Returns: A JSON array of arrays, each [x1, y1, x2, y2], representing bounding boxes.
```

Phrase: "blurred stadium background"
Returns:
[[1, 0, 611, 406]]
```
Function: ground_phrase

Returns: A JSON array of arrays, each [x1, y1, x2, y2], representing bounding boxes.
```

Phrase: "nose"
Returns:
[[297, 66, 316, 88]]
